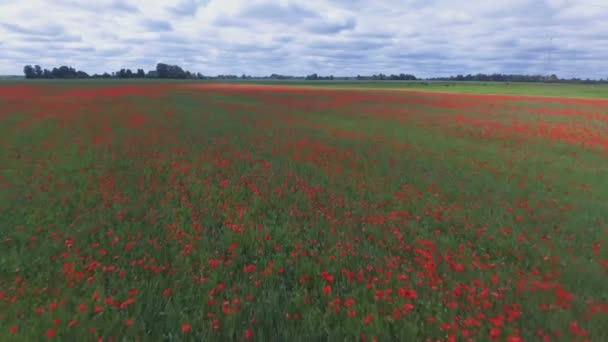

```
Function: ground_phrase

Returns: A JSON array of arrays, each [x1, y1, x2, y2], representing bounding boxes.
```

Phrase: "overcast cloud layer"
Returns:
[[1, 0, 607, 78]]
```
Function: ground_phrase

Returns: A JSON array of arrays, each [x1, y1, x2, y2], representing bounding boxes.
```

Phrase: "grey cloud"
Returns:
[[53, 0, 139, 14], [495, 38, 519, 48], [71, 46, 96, 52], [353, 32, 398, 40], [239, 3, 318, 21], [214, 3, 319, 27], [228, 43, 282, 54], [309, 38, 386, 51], [148, 46, 203, 59], [156, 34, 201, 46], [98, 48, 131, 57], [212, 15, 239, 27], [110, 1, 139, 13], [1, 23, 65, 36], [310, 51, 367, 60], [123, 33, 207, 48], [169, 0, 208, 17], [5, 44, 95, 62], [141, 19, 173, 32], [275, 36, 294, 44], [390, 51, 451, 60], [306, 17, 356, 34], [27, 34, 82, 43]]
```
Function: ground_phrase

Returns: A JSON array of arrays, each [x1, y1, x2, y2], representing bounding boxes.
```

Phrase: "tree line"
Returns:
[[23, 63, 200, 79], [429, 73, 560, 83], [23, 65, 90, 79], [21, 63, 608, 83], [428, 73, 608, 84]]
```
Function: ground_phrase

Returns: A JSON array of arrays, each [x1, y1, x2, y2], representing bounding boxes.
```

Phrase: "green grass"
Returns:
[[1, 83, 607, 341], [3, 78, 608, 100], [226, 80, 608, 100]]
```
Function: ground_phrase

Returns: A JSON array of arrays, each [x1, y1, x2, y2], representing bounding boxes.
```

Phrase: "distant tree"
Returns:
[[156, 63, 168, 78], [429, 73, 565, 83], [23, 65, 35, 78], [136, 69, 145, 78], [58, 66, 71, 77], [306, 73, 318, 80], [218, 74, 238, 79], [41, 65, 85, 78], [156, 63, 188, 79], [34, 65, 42, 78], [113, 68, 134, 78]]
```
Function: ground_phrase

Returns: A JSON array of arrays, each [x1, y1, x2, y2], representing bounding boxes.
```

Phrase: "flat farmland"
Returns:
[[1, 83, 607, 341]]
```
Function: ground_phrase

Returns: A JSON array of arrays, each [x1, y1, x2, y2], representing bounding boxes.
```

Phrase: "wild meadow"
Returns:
[[1, 82, 607, 341]]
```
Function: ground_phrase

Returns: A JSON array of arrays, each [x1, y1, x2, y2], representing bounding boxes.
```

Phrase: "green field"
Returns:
[[1, 82, 607, 341], [3, 79, 608, 100], [232, 81, 608, 100]]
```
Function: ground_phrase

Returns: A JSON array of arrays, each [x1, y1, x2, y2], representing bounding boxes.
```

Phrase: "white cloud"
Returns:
[[0, 0, 606, 78]]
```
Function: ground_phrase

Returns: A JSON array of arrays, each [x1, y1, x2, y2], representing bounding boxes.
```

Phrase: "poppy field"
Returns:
[[1, 82, 608, 341]]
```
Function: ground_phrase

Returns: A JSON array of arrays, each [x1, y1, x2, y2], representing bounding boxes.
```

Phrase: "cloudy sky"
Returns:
[[0, 0, 607, 78]]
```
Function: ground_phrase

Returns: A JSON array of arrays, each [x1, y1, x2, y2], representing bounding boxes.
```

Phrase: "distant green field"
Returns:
[[281, 81, 608, 100], [3, 78, 608, 100]]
